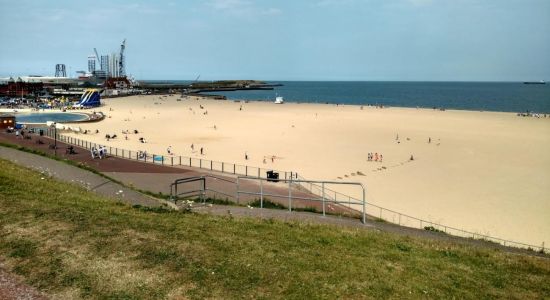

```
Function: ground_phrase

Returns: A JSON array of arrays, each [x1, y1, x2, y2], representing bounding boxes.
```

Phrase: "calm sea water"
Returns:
[[147, 81, 550, 113]]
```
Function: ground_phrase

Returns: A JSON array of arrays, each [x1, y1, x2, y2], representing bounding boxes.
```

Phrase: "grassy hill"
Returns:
[[0, 158, 548, 299]]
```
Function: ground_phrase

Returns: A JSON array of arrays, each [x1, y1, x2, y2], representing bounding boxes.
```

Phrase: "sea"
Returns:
[[148, 81, 550, 113]]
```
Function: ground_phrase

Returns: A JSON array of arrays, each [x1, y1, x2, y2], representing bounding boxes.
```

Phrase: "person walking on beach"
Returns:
[[245, 152, 248, 160], [380, 154, 383, 162], [200, 147, 203, 155], [374, 152, 379, 162], [191, 143, 194, 151], [428, 137, 431, 143], [167, 146, 172, 155]]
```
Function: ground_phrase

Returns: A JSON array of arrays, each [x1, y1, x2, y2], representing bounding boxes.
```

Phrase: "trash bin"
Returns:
[[39, 129, 44, 136], [267, 170, 279, 182]]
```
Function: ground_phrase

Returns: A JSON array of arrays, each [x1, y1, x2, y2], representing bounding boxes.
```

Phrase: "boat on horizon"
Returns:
[[523, 80, 545, 85]]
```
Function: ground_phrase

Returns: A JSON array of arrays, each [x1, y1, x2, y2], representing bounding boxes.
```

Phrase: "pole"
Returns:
[[288, 177, 292, 212], [260, 179, 263, 209], [236, 177, 240, 204], [54, 124, 57, 156], [362, 186, 366, 224], [322, 182, 326, 217]]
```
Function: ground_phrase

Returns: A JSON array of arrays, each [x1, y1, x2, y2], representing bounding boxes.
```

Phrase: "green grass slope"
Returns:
[[0, 158, 548, 299]]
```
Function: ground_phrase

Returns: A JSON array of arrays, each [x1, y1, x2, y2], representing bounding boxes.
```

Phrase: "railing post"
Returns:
[[171, 157, 173, 166], [260, 179, 263, 209], [236, 177, 240, 204], [200, 159, 202, 168], [288, 177, 292, 212], [179, 156, 181, 165], [210, 160, 212, 170], [222, 162, 224, 173], [189, 157, 191, 166], [322, 182, 326, 217], [246, 166, 248, 176], [362, 186, 366, 224], [258, 168, 260, 178], [233, 164, 236, 174]]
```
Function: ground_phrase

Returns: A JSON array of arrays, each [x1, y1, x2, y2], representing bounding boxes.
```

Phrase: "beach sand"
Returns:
[[65, 95, 550, 246]]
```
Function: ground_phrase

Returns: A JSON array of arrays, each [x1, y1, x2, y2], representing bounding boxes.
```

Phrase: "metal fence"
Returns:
[[44, 128, 297, 181], [42, 128, 547, 254], [237, 176, 366, 223], [293, 174, 547, 254]]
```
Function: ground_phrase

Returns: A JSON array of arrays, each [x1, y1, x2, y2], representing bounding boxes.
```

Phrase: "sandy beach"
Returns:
[[63, 95, 550, 246]]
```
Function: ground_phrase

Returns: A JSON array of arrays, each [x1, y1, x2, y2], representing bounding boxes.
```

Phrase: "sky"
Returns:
[[1, 0, 549, 81]]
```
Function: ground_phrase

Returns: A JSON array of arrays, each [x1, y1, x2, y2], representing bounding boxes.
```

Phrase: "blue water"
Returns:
[[197, 81, 550, 113], [16, 112, 88, 123]]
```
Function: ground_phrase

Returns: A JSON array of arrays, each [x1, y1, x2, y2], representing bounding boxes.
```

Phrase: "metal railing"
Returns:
[[169, 175, 236, 204], [237, 176, 366, 223], [294, 175, 547, 253], [44, 128, 298, 181]]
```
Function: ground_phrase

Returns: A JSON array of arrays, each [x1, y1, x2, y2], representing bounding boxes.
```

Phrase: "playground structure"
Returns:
[[73, 89, 101, 108]]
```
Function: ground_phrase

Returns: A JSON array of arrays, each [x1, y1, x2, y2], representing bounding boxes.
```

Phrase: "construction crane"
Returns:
[[119, 39, 126, 77], [93, 48, 101, 66]]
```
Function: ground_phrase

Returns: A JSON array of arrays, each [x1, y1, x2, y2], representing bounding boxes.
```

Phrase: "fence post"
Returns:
[[171, 157, 173, 166], [246, 166, 248, 176], [222, 162, 224, 173], [288, 177, 292, 212], [362, 187, 366, 224], [210, 161, 212, 170], [322, 182, 325, 217], [233, 164, 236, 174], [122, 149, 124, 157], [200, 159, 202, 168], [260, 179, 263, 209], [258, 168, 260, 178], [189, 157, 191, 166], [236, 177, 240, 204], [162, 156, 164, 165], [179, 156, 181, 165]]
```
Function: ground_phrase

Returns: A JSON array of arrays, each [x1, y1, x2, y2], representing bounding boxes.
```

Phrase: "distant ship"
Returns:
[[523, 80, 545, 85]]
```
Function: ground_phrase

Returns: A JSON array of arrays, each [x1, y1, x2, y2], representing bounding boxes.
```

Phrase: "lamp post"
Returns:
[[50, 122, 57, 156]]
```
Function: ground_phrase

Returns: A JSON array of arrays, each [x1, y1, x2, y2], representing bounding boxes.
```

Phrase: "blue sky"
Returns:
[[1, 0, 549, 81]]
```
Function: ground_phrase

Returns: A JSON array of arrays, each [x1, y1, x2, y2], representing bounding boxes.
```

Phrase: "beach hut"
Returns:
[[0, 113, 15, 129]]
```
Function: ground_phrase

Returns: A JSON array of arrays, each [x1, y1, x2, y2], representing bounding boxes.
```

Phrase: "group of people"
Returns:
[[367, 152, 383, 162], [91, 146, 107, 159], [137, 150, 148, 160]]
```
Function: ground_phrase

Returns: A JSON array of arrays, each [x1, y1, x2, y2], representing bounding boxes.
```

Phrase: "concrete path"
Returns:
[[0, 146, 169, 208]]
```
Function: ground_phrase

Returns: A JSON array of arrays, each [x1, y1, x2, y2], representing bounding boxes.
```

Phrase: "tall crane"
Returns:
[[119, 39, 126, 77], [93, 48, 101, 68]]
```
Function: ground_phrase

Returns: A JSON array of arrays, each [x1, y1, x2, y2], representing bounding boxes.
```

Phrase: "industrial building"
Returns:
[[0, 39, 131, 98]]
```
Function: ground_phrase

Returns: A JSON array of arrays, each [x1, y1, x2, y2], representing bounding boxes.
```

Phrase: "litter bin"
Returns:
[[266, 170, 279, 182]]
